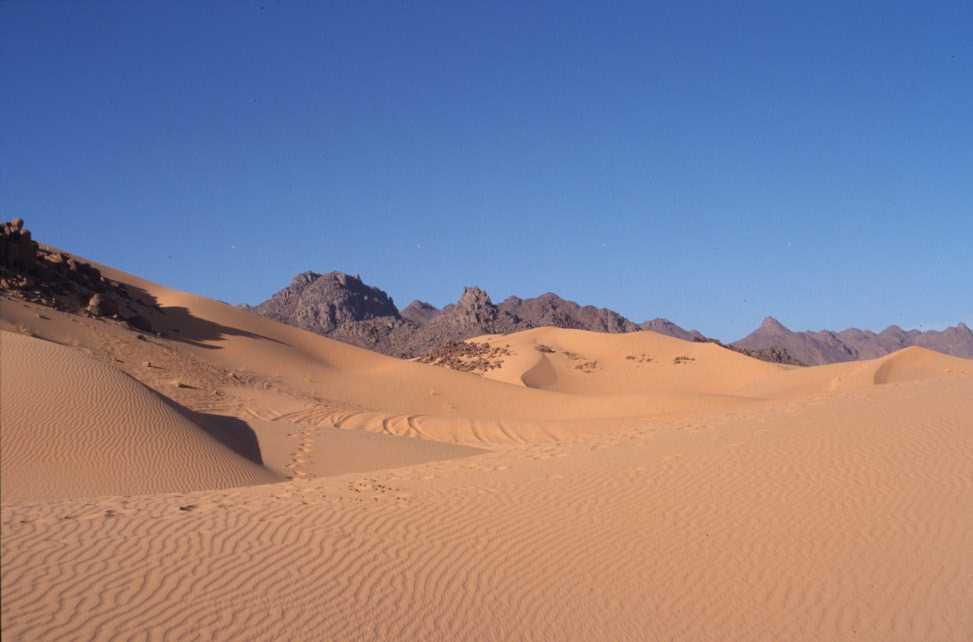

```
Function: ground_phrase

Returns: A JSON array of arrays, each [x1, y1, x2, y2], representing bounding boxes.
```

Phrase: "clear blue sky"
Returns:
[[3, 1, 970, 340]]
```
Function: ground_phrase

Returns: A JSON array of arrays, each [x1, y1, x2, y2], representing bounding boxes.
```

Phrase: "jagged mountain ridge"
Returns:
[[248, 270, 972, 364], [732, 316, 973, 365], [249, 272, 702, 358]]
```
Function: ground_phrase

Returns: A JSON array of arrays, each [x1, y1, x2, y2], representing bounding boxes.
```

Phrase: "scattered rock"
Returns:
[[417, 341, 512, 374], [574, 360, 598, 373]]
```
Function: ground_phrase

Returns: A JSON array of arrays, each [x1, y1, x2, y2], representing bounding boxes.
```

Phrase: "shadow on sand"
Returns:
[[190, 412, 267, 466], [120, 283, 287, 350]]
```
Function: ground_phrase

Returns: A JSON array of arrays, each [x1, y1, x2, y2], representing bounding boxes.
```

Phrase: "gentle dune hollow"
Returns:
[[2, 257, 972, 641]]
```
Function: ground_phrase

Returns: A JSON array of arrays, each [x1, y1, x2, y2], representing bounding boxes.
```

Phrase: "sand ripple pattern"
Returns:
[[3, 377, 972, 641], [0, 332, 276, 502]]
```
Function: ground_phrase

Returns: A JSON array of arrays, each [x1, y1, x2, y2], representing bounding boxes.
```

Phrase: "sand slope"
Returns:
[[2, 375, 971, 641], [0, 331, 279, 502], [2, 269, 792, 450], [471, 326, 785, 395]]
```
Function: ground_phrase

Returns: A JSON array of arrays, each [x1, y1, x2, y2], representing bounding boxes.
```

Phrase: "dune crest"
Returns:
[[872, 345, 973, 384]]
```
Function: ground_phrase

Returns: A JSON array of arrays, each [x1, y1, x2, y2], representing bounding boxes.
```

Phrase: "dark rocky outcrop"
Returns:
[[1, 218, 157, 331], [86, 292, 118, 317], [0, 218, 36, 271]]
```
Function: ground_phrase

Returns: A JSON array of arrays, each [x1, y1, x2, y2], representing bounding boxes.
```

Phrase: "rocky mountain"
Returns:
[[247, 271, 419, 355], [248, 270, 972, 365], [732, 316, 973, 365], [641, 318, 706, 342], [251, 271, 400, 334], [912, 324, 973, 355], [249, 272, 698, 358], [400, 300, 439, 325], [497, 292, 641, 333]]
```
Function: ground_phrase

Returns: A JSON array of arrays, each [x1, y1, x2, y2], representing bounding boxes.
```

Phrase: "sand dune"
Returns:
[[872, 345, 973, 384], [2, 374, 971, 641], [732, 343, 973, 400], [471, 326, 786, 395], [0, 331, 279, 502], [2, 254, 972, 640]]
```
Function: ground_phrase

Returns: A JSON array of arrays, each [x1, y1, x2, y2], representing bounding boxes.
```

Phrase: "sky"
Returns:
[[2, 1, 971, 340]]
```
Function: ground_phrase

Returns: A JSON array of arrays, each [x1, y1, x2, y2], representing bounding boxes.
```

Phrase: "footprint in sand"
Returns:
[[285, 426, 316, 480]]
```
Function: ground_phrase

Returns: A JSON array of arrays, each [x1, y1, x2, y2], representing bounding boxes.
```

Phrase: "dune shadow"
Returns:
[[190, 412, 266, 466], [118, 283, 287, 350]]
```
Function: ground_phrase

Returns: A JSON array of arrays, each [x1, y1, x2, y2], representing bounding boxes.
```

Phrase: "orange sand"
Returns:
[[2, 255, 971, 641]]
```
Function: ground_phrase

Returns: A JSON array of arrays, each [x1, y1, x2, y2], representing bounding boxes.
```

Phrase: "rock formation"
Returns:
[[1, 218, 158, 331]]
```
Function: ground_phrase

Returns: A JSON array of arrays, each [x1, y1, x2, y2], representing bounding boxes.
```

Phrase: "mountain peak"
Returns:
[[759, 316, 789, 332], [402, 299, 437, 311], [289, 271, 323, 287], [400, 300, 440, 325], [640, 318, 706, 342], [457, 286, 493, 309], [254, 270, 400, 334]]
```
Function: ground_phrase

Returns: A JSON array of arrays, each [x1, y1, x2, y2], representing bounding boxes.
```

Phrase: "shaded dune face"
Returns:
[[520, 353, 559, 389], [0, 331, 279, 502]]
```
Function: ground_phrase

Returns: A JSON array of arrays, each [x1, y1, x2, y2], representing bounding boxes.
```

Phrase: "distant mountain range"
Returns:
[[247, 271, 686, 358], [247, 271, 973, 364], [733, 316, 973, 365]]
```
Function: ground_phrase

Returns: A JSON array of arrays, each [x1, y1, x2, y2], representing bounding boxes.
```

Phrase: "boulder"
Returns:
[[87, 293, 118, 317]]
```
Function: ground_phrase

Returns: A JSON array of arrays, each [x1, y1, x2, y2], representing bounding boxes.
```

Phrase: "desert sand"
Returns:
[[2, 255, 972, 641]]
